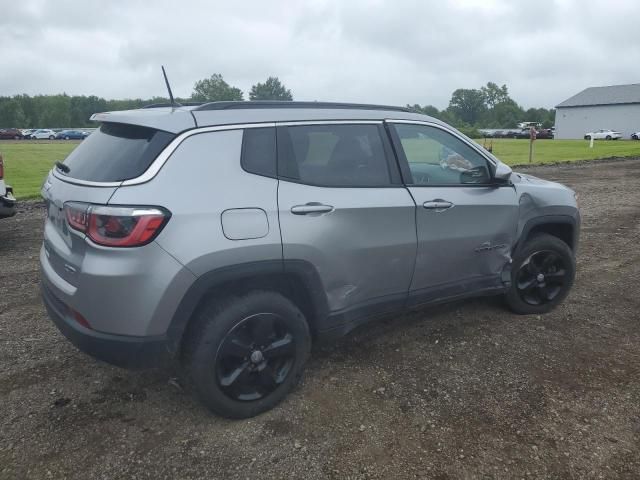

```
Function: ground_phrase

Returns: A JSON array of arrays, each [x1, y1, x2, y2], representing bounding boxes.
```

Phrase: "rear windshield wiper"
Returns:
[[55, 161, 70, 174]]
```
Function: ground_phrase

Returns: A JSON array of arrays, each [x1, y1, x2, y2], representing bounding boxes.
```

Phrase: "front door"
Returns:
[[388, 121, 519, 306]]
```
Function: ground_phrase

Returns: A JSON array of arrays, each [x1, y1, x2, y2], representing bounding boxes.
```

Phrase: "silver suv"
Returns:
[[40, 102, 580, 418]]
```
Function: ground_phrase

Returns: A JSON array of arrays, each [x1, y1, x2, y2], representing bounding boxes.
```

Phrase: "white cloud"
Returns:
[[0, 0, 638, 109]]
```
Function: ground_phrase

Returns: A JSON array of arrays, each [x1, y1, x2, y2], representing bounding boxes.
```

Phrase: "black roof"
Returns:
[[192, 101, 411, 113]]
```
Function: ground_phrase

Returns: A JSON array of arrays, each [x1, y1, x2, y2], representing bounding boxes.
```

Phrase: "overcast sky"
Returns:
[[1, 0, 638, 109]]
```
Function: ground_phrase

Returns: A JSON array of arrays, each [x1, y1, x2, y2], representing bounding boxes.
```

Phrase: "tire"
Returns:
[[64, 136, 69, 140], [49, 135, 55, 140], [605, 135, 611, 140], [505, 234, 575, 315], [14, 135, 19, 140], [584, 135, 590, 140], [184, 291, 311, 418]]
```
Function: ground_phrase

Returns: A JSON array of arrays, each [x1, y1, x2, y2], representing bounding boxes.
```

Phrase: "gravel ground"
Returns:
[[1, 159, 639, 479]]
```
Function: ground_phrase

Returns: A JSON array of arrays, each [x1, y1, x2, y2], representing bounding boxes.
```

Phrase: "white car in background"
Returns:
[[632, 131, 640, 140], [584, 129, 622, 140], [31, 129, 57, 140]]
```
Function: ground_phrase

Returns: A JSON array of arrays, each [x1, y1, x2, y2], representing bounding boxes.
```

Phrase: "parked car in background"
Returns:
[[55, 130, 90, 140], [0, 128, 24, 140], [584, 129, 622, 140], [536, 128, 554, 139], [0, 153, 16, 218], [632, 131, 640, 140], [31, 129, 57, 140], [511, 128, 553, 139], [21, 129, 36, 139]]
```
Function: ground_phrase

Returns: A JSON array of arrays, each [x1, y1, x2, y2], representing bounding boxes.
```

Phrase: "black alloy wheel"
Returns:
[[515, 250, 567, 306], [216, 313, 295, 401], [185, 291, 311, 418], [505, 233, 575, 314]]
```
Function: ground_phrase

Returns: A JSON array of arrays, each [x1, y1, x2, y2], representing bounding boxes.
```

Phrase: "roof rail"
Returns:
[[193, 101, 411, 113], [142, 102, 204, 109]]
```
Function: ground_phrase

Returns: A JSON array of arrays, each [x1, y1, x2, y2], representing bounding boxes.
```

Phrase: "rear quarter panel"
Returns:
[[108, 129, 282, 276]]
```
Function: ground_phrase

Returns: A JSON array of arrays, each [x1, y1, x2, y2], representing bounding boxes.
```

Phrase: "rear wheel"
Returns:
[[64, 136, 69, 140], [184, 291, 311, 418], [48, 135, 55, 140], [584, 135, 591, 140], [505, 234, 575, 315], [606, 135, 611, 140]]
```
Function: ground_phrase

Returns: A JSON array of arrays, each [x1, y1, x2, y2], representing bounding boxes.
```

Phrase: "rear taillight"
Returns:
[[64, 202, 170, 247]]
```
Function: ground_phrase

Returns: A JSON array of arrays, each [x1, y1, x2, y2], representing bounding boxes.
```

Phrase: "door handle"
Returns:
[[423, 200, 454, 211], [291, 203, 334, 215]]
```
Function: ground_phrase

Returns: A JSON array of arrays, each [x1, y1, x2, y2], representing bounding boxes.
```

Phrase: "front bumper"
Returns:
[[0, 186, 16, 218], [41, 280, 171, 369]]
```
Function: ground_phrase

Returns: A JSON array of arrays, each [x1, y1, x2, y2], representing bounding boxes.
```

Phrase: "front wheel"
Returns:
[[48, 135, 55, 140], [605, 135, 611, 140], [184, 291, 311, 418], [584, 135, 591, 140], [505, 234, 576, 315]]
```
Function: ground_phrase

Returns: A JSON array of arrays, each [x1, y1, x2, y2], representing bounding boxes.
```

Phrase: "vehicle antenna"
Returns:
[[161, 66, 181, 108]]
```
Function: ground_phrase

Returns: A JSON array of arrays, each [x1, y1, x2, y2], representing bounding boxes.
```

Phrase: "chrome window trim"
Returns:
[[386, 119, 498, 167], [51, 120, 384, 188], [275, 120, 382, 126], [52, 122, 277, 187]]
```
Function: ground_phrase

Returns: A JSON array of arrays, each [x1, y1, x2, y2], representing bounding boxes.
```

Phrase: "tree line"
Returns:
[[0, 74, 553, 132], [408, 82, 555, 135]]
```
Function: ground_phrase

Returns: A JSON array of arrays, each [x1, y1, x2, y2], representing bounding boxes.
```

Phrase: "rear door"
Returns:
[[388, 121, 519, 306], [276, 121, 417, 325]]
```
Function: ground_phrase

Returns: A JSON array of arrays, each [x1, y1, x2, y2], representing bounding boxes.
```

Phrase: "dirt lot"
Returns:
[[1, 159, 639, 479]]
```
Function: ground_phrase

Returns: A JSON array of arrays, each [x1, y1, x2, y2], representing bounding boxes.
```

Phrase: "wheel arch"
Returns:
[[514, 215, 579, 254], [166, 260, 329, 356]]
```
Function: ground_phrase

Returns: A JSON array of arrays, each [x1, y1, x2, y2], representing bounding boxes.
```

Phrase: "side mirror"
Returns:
[[493, 162, 512, 183], [460, 165, 490, 184]]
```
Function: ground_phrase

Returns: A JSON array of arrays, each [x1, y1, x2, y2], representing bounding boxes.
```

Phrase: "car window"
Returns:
[[278, 124, 391, 187], [60, 122, 175, 182], [393, 124, 491, 186], [241, 127, 276, 177]]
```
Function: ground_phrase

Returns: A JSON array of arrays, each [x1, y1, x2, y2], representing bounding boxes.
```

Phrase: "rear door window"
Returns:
[[277, 124, 393, 187], [241, 127, 277, 177], [59, 122, 175, 182]]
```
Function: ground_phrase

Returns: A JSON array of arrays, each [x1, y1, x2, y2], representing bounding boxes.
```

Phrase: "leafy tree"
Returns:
[[249, 77, 292, 101], [0, 99, 26, 127], [447, 88, 486, 125], [407, 104, 440, 117], [481, 82, 510, 109], [191, 74, 243, 102], [490, 100, 524, 128]]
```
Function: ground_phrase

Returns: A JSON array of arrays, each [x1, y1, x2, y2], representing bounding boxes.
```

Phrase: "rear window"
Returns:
[[59, 122, 175, 182]]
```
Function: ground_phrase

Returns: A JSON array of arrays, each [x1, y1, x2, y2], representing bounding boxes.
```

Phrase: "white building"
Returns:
[[554, 83, 640, 139]]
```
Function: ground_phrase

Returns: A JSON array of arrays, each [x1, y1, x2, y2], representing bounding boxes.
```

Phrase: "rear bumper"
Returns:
[[41, 280, 171, 369], [0, 186, 16, 218]]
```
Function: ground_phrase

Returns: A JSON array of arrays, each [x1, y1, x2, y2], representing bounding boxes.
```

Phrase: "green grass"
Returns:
[[1, 141, 79, 199], [472, 138, 640, 166], [2, 139, 640, 200]]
